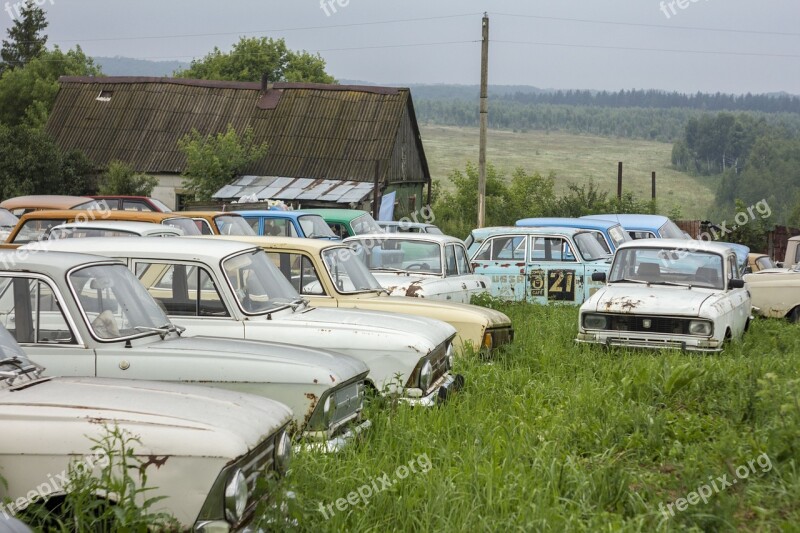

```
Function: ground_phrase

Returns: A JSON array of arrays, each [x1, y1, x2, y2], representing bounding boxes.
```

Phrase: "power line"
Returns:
[[493, 39, 800, 59], [490, 12, 800, 38]]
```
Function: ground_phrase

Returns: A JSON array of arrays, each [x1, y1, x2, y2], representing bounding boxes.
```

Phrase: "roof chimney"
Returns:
[[261, 72, 269, 93]]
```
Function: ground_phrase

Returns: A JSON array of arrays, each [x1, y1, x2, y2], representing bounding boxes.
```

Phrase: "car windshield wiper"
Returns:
[[371, 267, 406, 273], [647, 281, 694, 287], [0, 356, 43, 382], [609, 278, 649, 284], [272, 297, 308, 311], [134, 323, 185, 340]]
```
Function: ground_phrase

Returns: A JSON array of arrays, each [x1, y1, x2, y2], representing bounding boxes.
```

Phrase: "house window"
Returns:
[[96, 90, 113, 102]]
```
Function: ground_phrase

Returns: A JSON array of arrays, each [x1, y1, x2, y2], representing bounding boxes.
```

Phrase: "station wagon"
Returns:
[[466, 227, 611, 304], [2, 249, 369, 450]]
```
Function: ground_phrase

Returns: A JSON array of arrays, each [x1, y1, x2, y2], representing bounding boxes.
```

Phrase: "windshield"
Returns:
[[351, 213, 382, 235], [299, 215, 338, 238], [215, 215, 255, 236], [607, 225, 631, 249], [69, 264, 171, 341], [12, 219, 67, 244], [222, 250, 301, 314], [0, 209, 18, 228], [574, 232, 611, 261], [659, 220, 687, 239], [163, 217, 202, 235], [149, 198, 172, 212], [321, 247, 384, 293], [610, 247, 725, 289], [349, 238, 443, 275]]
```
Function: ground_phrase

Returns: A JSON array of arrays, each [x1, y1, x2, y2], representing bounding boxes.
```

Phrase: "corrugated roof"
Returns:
[[46, 77, 429, 184], [214, 175, 374, 204]]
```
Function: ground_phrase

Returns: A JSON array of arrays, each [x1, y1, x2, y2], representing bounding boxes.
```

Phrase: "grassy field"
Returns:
[[277, 303, 800, 531], [420, 126, 718, 220]]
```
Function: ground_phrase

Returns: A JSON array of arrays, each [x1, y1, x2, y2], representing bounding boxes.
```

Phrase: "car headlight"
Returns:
[[224, 469, 248, 523], [583, 314, 608, 330], [322, 395, 336, 426], [418, 360, 433, 391], [689, 320, 712, 336], [274, 430, 292, 475], [445, 343, 454, 370]]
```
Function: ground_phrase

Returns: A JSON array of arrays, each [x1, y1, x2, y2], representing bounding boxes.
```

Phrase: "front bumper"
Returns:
[[401, 372, 465, 407], [576, 332, 722, 353]]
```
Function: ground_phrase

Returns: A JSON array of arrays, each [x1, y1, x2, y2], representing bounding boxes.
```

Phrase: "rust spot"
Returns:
[[313, 378, 318, 384], [406, 281, 423, 297], [515, 263, 526, 267], [499, 264, 510, 268], [139, 455, 169, 474], [87, 417, 108, 424], [306, 393, 318, 401], [603, 297, 642, 312], [330, 374, 336, 383], [303, 393, 320, 424]]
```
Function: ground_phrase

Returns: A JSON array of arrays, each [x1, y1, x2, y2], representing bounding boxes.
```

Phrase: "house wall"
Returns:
[[151, 174, 185, 210]]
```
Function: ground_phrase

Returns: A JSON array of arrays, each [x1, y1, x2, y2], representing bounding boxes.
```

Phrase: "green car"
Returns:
[[303, 209, 383, 238]]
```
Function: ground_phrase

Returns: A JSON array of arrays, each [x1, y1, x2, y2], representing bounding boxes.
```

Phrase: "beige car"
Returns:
[[210, 236, 515, 355], [744, 268, 800, 321]]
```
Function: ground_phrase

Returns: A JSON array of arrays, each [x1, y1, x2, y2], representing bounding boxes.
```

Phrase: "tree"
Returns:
[[1, 0, 48, 70], [177, 124, 269, 201], [0, 45, 101, 127], [175, 37, 335, 83], [98, 160, 158, 196]]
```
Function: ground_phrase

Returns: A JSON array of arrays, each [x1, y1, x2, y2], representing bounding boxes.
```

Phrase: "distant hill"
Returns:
[[93, 56, 190, 77]]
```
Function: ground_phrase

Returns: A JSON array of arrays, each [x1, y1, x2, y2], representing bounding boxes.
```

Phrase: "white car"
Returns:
[[43, 220, 184, 239], [344, 233, 490, 303], [0, 249, 369, 451], [34, 238, 461, 405], [0, 326, 293, 530], [577, 239, 751, 352]]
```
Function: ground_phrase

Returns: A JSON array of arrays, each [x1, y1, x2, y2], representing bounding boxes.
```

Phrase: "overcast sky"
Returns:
[[7, 0, 799, 94]]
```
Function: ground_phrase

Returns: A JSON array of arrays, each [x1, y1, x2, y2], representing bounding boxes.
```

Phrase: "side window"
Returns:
[[122, 200, 148, 211], [727, 255, 738, 280], [630, 231, 655, 240], [329, 223, 348, 239], [196, 219, 213, 235], [445, 245, 458, 276], [455, 245, 471, 274], [531, 237, 576, 262], [244, 217, 261, 233], [135, 262, 229, 317], [264, 219, 290, 237], [474, 236, 526, 261], [266, 252, 325, 295], [0, 277, 74, 344]]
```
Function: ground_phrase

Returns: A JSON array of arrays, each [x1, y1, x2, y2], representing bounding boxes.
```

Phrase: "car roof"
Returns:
[[470, 226, 586, 238], [302, 209, 371, 222], [0, 249, 122, 274], [0, 195, 94, 210], [516, 217, 623, 231], [615, 238, 735, 255], [580, 214, 669, 229], [377, 221, 435, 228], [31, 236, 259, 260], [233, 210, 309, 220], [208, 234, 340, 252], [344, 233, 462, 245], [50, 220, 183, 235], [15, 209, 187, 223]]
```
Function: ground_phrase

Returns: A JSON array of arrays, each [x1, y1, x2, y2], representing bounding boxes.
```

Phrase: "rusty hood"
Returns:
[[588, 284, 715, 316]]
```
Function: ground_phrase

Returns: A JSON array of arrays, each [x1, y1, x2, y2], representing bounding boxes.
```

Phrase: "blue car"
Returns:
[[234, 210, 340, 240], [514, 217, 631, 253], [582, 214, 750, 275], [466, 226, 611, 304]]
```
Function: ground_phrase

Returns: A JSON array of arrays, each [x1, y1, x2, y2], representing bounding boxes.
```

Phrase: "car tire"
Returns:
[[788, 307, 800, 323]]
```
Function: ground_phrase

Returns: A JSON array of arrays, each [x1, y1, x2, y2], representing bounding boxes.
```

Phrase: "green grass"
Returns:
[[420, 126, 718, 219], [280, 304, 800, 531]]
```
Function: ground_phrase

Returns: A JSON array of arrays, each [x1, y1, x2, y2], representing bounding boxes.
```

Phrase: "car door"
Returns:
[[525, 235, 585, 305], [451, 243, 486, 303], [133, 260, 244, 339], [469, 234, 528, 301], [724, 253, 750, 337], [0, 275, 95, 376]]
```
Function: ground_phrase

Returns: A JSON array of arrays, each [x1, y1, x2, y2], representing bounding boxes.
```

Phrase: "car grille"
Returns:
[[606, 315, 692, 335], [489, 327, 514, 350], [330, 380, 364, 429], [425, 342, 451, 395], [238, 429, 278, 513]]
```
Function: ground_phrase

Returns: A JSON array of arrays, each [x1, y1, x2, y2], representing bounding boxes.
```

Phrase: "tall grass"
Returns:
[[284, 303, 800, 531]]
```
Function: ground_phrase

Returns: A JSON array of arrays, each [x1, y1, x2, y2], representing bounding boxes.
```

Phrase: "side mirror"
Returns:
[[776, 261, 784, 268], [591, 272, 607, 282], [728, 278, 745, 290]]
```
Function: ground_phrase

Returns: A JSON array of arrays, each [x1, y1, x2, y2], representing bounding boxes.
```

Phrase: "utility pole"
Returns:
[[477, 13, 489, 228], [651, 171, 656, 200], [617, 162, 623, 201]]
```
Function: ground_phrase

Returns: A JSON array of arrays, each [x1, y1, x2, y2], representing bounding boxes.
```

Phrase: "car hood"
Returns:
[[135, 335, 368, 384], [281, 305, 456, 352], [0, 377, 293, 457], [370, 272, 488, 295], [587, 284, 715, 316], [347, 292, 511, 327]]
